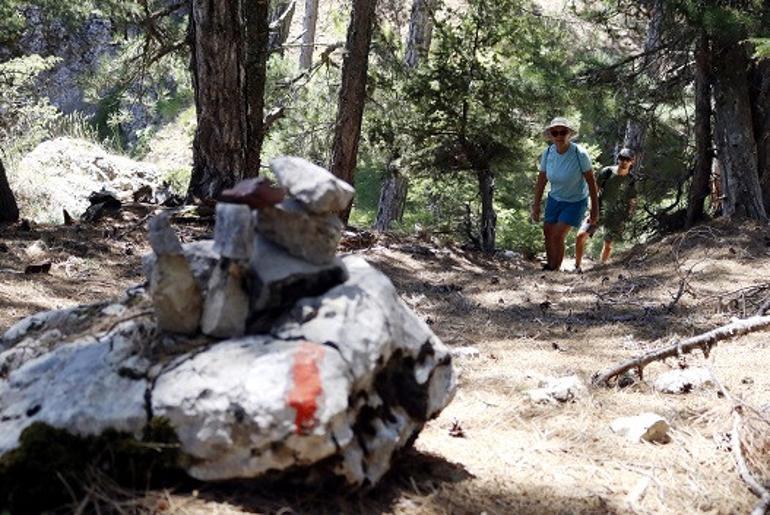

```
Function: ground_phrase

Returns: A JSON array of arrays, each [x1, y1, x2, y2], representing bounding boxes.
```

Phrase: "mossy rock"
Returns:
[[0, 419, 183, 513]]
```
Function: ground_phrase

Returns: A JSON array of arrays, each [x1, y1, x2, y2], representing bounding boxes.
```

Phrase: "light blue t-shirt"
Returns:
[[539, 143, 592, 202]]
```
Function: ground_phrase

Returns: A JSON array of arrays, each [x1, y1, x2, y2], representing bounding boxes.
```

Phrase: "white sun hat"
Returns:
[[543, 117, 578, 137]]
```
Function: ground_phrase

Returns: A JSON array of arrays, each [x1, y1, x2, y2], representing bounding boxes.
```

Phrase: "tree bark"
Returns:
[[329, 0, 378, 223], [478, 167, 496, 252], [269, 1, 296, 53], [187, 0, 270, 201], [0, 158, 19, 223], [373, 162, 408, 231], [712, 37, 767, 221], [299, 0, 319, 69], [750, 59, 770, 211], [404, 0, 435, 69], [374, 0, 437, 231], [686, 32, 713, 228], [622, 0, 664, 164]]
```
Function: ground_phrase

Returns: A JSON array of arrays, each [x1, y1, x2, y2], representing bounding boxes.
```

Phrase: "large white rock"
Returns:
[[10, 137, 160, 223], [0, 319, 151, 454], [654, 367, 714, 394], [526, 374, 587, 404], [270, 156, 354, 214]]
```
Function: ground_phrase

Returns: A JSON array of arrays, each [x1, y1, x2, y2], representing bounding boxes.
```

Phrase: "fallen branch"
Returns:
[[708, 367, 770, 515], [591, 315, 770, 387]]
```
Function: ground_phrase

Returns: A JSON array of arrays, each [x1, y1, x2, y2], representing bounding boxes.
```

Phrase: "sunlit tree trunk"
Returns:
[[622, 0, 664, 166], [686, 32, 713, 227], [187, 0, 270, 201], [374, 0, 438, 231], [404, 0, 435, 68], [329, 0, 378, 224], [299, 0, 319, 69], [712, 36, 767, 221], [269, 1, 295, 53], [751, 59, 770, 211], [478, 167, 496, 252], [0, 158, 19, 223]]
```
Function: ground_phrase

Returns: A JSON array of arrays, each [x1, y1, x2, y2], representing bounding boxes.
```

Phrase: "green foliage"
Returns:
[[0, 54, 63, 163]]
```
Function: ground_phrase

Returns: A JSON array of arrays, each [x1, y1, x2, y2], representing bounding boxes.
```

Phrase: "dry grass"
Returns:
[[2, 218, 770, 513]]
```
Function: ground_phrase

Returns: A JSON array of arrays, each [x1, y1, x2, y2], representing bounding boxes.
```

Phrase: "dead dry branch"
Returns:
[[592, 315, 770, 387], [708, 368, 770, 515]]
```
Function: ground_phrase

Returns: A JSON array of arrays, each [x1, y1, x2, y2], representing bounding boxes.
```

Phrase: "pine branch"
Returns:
[[592, 315, 770, 387]]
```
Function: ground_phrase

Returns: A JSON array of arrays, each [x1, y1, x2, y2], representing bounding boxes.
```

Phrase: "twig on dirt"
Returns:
[[591, 315, 770, 386], [707, 366, 770, 515]]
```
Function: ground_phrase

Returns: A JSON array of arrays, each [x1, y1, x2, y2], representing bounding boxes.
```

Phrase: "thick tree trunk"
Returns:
[[373, 163, 408, 231], [712, 38, 767, 221], [750, 59, 770, 211], [0, 158, 19, 223], [269, 1, 295, 53], [298, 0, 319, 69], [329, 0, 377, 223], [686, 32, 713, 228], [622, 0, 664, 164], [187, 0, 270, 201], [478, 167, 496, 252], [404, 0, 435, 69]]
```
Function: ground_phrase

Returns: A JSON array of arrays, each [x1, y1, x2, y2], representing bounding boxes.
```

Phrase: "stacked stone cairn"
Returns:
[[0, 156, 456, 491]]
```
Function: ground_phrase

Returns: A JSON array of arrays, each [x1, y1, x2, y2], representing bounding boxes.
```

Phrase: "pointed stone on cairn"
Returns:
[[201, 204, 254, 338], [147, 213, 202, 334]]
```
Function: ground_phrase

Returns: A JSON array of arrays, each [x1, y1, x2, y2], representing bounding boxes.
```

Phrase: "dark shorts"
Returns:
[[544, 195, 588, 228]]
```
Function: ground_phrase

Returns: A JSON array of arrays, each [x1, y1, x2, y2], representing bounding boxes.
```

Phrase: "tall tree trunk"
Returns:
[[404, 0, 435, 69], [478, 167, 496, 252], [298, 0, 319, 69], [712, 37, 767, 221], [373, 0, 437, 231], [750, 58, 770, 211], [622, 0, 664, 164], [0, 158, 19, 223], [373, 161, 408, 231], [329, 0, 377, 224], [269, 1, 295, 53], [187, 0, 270, 201], [686, 32, 713, 228]]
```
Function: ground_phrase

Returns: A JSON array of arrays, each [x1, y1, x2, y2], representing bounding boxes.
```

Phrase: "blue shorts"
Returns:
[[544, 195, 588, 228]]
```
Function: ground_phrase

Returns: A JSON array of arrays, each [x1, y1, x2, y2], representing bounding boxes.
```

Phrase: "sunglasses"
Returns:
[[619, 156, 633, 162], [550, 129, 569, 137]]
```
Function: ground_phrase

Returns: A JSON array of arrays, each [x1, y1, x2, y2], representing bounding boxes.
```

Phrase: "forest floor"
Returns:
[[1, 215, 769, 514]]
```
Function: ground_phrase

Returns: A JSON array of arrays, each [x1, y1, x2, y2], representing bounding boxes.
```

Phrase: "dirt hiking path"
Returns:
[[1, 217, 769, 514]]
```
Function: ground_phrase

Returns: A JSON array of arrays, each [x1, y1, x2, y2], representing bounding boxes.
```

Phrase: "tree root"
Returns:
[[591, 315, 770, 387]]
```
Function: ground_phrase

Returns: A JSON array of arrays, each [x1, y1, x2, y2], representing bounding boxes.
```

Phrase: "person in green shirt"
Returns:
[[574, 147, 637, 272]]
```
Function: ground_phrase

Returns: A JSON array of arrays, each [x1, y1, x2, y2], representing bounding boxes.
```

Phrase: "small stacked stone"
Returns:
[[145, 157, 353, 339], [257, 157, 354, 265]]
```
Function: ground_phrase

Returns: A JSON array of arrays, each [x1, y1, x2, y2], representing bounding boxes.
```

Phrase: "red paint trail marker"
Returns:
[[288, 341, 325, 434]]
